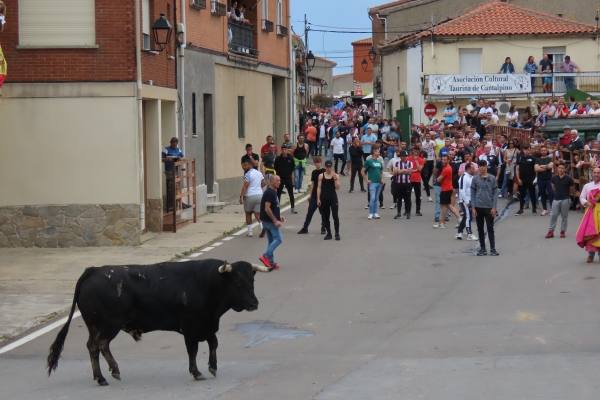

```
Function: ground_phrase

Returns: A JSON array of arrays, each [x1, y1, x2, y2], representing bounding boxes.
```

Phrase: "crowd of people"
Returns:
[[238, 101, 600, 270], [498, 54, 580, 92]]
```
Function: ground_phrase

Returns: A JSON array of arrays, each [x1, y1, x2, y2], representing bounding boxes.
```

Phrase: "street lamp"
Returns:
[[152, 14, 173, 52], [306, 50, 316, 72], [361, 58, 369, 73], [369, 47, 377, 62]]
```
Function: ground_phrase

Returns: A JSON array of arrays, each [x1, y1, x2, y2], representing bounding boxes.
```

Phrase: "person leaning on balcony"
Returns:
[[523, 56, 537, 91], [560, 56, 580, 92], [228, 1, 239, 20], [540, 54, 553, 93], [499, 57, 515, 74]]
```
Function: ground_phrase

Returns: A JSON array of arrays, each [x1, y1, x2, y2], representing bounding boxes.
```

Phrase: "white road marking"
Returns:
[[0, 311, 81, 355], [223, 236, 235, 241], [190, 253, 203, 258], [178, 258, 191, 262], [203, 247, 215, 252], [213, 242, 223, 247]]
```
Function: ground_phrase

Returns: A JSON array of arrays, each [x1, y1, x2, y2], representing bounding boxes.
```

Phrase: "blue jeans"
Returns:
[[500, 172, 511, 197], [318, 138, 328, 156], [369, 182, 382, 215], [262, 222, 282, 263], [434, 185, 441, 222], [294, 165, 305, 191], [564, 76, 576, 91]]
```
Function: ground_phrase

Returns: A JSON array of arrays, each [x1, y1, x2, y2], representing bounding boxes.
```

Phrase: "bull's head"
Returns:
[[219, 261, 267, 312]]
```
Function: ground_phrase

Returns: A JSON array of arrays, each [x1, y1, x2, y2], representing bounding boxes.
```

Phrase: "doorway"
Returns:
[[203, 93, 214, 194]]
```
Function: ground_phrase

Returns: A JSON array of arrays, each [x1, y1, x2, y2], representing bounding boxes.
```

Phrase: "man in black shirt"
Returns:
[[298, 157, 326, 234], [274, 144, 297, 213], [515, 146, 537, 215], [535, 145, 554, 215], [241, 143, 259, 169], [348, 137, 365, 192], [546, 163, 574, 238], [259, 175, 284, 271]]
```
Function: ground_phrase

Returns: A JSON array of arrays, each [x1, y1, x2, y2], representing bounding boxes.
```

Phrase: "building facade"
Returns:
[[378, 1, 600, 123], [0, 0, 178, 247], [183, 0, 292, 203]]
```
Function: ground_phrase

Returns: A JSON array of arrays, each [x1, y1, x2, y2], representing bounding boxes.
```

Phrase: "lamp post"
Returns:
[[361, 58, 369, 73], [321, 79, 328, 94], [305, 50, 316, 108], [369, 47, 377, 63], [152, 13, 173, 52]]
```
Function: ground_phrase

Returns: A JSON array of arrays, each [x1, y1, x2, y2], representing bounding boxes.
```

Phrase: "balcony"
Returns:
[[228, 21, 258, 57], [423, 72, 600, 99], [262, 19, 274, 32], [276, 25, 288, 37], [190, 0, 206, 10], [210, 0, 227, 16]]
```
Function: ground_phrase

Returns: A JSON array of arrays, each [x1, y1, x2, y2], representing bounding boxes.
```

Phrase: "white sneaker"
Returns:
[[455, 233, 463, 240], [428, 197, 433, 202], [246, 231, 253, 237], [374, 214, 381, 219], [433, 223, 440, 228], [440, 223, 447, 229], [380, 205, 386, 209], [365, 205, 369, 209], [498, 194, 503, 198], [368, 214, 374, 220], [293, 188, 298, 194], [541, 210, 549, 216], [467, 234, 478, 241]]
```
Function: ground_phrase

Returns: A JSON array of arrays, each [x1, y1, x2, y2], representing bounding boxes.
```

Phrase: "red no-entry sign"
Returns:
[[424, 103, 437, 118]]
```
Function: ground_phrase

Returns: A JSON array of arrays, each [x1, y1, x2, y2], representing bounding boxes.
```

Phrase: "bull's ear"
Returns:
[[252, 264, 270, 273], [218, 263, 233, 273]]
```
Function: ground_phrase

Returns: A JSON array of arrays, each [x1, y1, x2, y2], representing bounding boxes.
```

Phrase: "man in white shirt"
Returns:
[[330, 131, 346, 175], [240, 158, 265, 237], [421, 132, 437, 201], [456, 162, 477, 241]]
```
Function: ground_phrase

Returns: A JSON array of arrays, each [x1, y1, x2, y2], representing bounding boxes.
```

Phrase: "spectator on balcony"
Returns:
[[589, 102, 600, 116], [560, 56, 580, 92], [238, 4, 250, 24], [585, 97, 594, 113], [443, 101, 458, 125], [523, 56, 537, 91], [499, 57, 515, 74], [506, 105, 519, 128], [228, 1, 240, 20], [540, 54, 553, 93], [556, 98, 570, 119], [521, 107, 535, 129]]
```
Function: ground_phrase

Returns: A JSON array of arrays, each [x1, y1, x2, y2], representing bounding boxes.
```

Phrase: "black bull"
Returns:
[[47, 259, 269, 386]]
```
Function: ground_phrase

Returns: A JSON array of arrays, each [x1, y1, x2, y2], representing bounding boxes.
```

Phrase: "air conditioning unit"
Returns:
[[191, 0, 206, 9], [496, 101, 511, 116]]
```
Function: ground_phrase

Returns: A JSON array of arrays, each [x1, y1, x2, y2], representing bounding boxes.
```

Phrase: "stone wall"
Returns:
[[0, 204, 141, 247]]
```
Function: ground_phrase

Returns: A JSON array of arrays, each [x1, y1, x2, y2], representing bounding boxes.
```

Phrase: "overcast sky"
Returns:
[[290, 0, 382, 74]]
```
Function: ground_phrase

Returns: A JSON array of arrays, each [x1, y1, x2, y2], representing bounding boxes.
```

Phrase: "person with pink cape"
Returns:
[[576, 167, 600, 263]]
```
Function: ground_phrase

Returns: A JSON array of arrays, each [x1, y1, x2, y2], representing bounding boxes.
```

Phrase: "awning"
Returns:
[[362, 93, 374, 99]]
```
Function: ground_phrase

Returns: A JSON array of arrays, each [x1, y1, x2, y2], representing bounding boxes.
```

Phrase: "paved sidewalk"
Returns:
[[0, 170, 313, 344]]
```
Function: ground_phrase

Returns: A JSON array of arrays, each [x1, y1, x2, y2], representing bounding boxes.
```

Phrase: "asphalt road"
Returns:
[[2, 177, 600, 399]]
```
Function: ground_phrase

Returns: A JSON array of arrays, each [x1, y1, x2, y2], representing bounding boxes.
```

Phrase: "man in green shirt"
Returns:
[[363, 146, 384, 220]]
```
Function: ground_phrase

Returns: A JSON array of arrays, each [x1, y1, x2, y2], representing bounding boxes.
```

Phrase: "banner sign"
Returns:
[[428, 74, 531, 96]]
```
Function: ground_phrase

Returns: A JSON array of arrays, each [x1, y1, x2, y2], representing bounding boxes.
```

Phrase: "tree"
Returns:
[[312, 94, 334, 108]]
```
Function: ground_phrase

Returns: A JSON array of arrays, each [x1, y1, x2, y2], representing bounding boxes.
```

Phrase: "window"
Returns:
[[459, 48, 482, 74], [142, 0, 152, 50], [262, 0, 269, 20], [192, 93, 197, 136], [237, 96, 245, 138], [276, 0, 283, 26], [19, 0, 96, 48]]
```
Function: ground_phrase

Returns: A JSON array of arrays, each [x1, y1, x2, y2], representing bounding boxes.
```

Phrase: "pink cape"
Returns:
[[576, 188, 600, 250]]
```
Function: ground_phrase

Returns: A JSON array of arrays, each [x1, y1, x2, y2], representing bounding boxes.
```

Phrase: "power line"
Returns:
[[309, 28, 423, 34]]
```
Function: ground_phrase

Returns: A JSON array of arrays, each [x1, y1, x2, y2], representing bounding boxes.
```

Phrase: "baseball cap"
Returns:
[[440, 148, 449, 157], [324, 160, 333, 167]]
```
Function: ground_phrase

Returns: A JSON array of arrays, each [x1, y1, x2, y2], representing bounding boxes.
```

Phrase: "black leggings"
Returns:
[[350, 164, 364, 191], [277, 178, 295, 209], [475, 207, 495, 250], [421, 160, 434, 197], [321, 198, 339, 235], [302, 196, 323, 231], [411, 182, 422, 213]]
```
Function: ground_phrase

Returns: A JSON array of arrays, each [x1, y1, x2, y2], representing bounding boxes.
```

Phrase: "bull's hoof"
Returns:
[[111, 372, 121, 380], [209, 367, 217, 377], [97, 377, 109, 386], [191, 371, 205, 381]]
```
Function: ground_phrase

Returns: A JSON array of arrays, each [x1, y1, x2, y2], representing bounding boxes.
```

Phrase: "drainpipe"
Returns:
[[135, 0, 146, 232], [178, 0, 186, 153], [288, 13, 296, 139]]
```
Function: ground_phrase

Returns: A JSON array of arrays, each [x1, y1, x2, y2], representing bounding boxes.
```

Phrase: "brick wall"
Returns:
[[2, 0, 136, 83], [141, 0, 177, 89], [353, 43, 374, 83]]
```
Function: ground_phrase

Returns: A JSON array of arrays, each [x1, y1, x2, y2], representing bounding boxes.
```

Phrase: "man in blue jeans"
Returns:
[[259, 175, 284, 271], [363, 146, 384, 220]]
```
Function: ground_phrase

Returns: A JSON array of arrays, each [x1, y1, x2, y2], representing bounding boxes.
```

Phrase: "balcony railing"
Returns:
[[228, 21, 258, 57], [262, 19, 274, 32], [210, 0, 227, 16], [276, 25, 288, 36], [190, 0, 206, 9], [423, 72, 600, 98]]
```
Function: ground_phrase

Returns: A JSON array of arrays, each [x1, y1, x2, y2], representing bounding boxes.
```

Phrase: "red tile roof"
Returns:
[[433, 1, 597, 36], [352, 37, 373, 46], [381, 0, 597, 50]]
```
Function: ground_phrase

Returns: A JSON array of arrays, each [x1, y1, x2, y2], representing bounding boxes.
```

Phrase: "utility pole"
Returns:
[[304, 13, 310, 110]]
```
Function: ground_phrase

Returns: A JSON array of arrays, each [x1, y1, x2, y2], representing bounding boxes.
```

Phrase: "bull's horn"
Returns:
[[252, 264, 270, 273], [218, 263, 233, 273]]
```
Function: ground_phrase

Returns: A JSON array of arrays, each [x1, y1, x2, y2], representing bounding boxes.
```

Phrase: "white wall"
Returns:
[[0, 96, 140, 206]]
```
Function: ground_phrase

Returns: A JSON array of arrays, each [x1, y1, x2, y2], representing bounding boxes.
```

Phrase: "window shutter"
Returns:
[[19, 0, 96, 47]]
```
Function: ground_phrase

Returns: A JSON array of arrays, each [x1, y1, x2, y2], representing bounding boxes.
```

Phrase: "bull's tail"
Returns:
[[47, 267, 95, 376]]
